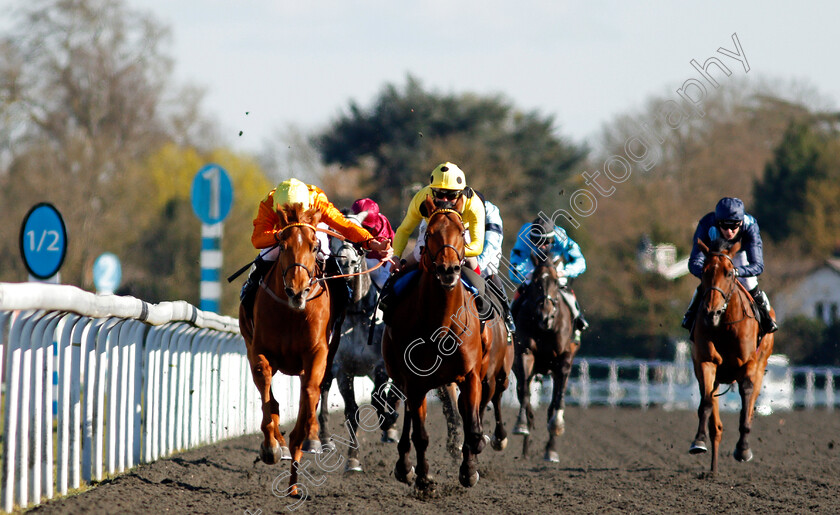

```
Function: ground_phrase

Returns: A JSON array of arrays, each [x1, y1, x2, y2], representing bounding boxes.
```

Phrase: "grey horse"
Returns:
[[318, 212, 402, 472]]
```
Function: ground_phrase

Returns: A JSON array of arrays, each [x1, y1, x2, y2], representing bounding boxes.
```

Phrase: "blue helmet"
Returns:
[[714, 197, 744, 223]]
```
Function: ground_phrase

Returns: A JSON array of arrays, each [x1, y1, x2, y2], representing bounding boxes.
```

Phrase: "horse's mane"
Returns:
[[278, 203, 319, 226], [708, 237, 738, 254]]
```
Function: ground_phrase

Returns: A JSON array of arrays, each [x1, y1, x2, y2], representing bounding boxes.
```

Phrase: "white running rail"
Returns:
[[0, 282, 363, 513]]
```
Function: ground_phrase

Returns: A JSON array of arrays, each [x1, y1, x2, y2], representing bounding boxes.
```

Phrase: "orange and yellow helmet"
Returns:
[[273, 178, 312, 210]]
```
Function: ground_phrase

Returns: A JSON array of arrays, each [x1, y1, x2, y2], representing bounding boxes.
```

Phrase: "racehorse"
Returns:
[[381, 195, 491, 490], [688, 238, 774, 475], [239, 203, 335, 497], [317, 212, 402, 472], [511, 251, 579, 462]]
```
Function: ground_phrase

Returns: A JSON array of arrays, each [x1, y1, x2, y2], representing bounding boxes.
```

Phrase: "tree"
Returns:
[[0, 0, 175, 284], [313, 75, 586, 233], [753, 121, 826, 242]]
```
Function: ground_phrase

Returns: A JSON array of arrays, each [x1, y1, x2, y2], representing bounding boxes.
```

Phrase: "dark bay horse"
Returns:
[[511, 252, 579, 462], [689, 238, 774, 475], [381, 196, 491, 490], [317, 212, 402, 472], [239, 204, 335, 497]]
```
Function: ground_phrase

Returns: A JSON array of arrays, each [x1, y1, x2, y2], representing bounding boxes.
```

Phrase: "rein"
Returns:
[[423, 208, 466, 272], [702, 251, 756, 326]]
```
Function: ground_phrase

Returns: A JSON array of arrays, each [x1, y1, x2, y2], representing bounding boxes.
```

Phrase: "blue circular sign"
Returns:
[[93, 252, 122, 294], [19, 203, 68, 280], [191, 164, 233, 224]]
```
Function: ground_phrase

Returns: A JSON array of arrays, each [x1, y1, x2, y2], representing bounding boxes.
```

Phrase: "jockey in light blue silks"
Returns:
[[682, 197, 778, 334], [509, 216, 589, 342]]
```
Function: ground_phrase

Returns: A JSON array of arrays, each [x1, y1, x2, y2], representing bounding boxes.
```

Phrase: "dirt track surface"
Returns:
[[29, 405, 840, 514]]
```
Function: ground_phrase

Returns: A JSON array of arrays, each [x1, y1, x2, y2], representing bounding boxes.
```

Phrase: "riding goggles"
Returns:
[[718, 220, 742, 230], [431, 188, 462, 201]]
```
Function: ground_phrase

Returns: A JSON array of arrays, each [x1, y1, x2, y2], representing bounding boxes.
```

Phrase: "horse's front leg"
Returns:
[[437, 383, 463, 459], [458, 371, 485, 487], [337, 369, 363, 472], [372, 365, 400, 443], [513, 347, 535, 437], [248, 351, 291, 464], [490, 369, 510, 451], [393, 395, 415, 485], [318, 367, 334, 452], [410, 394, 435, 492], [734, 374, 755, 463], [290, 347, 329, 464], [690, 361, 721, 474], [545, 355, 573, 462]]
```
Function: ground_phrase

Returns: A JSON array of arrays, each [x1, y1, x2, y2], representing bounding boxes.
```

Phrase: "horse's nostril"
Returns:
[[436, 265, 446, 275], [285, 288, 294, 298], [453, 265, 461, 273]]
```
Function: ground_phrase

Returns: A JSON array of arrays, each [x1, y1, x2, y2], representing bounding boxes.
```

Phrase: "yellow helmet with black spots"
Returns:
[[429, 162, 466, 190]]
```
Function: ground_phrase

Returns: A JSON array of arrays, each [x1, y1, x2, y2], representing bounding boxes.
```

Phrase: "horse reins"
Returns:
[[424, 208, 466, 273], [703, 251, 755, 325]]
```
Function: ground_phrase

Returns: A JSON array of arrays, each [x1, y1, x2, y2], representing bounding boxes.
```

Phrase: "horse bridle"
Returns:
[[423, 208, 466, 275], [276, 222, 320, 292], [702, 251, 738, 312], [533, 271, 559, 320]]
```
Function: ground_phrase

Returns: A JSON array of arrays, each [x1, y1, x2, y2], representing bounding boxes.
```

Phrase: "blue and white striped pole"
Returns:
[[200, 223, 223, 313], [191, 163, 233, 314]]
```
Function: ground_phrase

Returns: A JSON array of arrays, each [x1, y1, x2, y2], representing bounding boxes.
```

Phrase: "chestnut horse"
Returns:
[[689, 238, 774, 475], [239, 204, 335, 496], [511, 252, 579, 462], [381, 196, 491, 490]]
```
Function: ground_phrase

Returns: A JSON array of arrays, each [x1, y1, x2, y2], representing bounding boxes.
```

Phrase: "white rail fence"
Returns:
[[500, 355, 838, 414], [0, 282, 359, 513]]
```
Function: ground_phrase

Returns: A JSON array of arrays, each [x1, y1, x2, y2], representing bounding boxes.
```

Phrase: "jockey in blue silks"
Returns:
[[509, 216, 589, 342], [682, 197, 778, 334]]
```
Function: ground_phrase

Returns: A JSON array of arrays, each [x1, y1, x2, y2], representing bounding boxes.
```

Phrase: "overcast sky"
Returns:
[[80, 1, 840, 153]]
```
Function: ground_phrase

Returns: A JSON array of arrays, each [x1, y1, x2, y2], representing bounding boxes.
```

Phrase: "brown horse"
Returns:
[[689, 237, 774, 475], [239, 204, 336, 496], [381, 195, 492, 490], [511, 252, 579, 462]]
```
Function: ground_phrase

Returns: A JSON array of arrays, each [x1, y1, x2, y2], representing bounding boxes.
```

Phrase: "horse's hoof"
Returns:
[[689, 440, 708, 454], [280, 446, 292, 460], [544, 450, 560, 463], [382, 428, 399, 443], [321, 438, 336, 453], [512, 424, 530, 436], [490, 435, 508, 451], [395, 464, 415, 484], [259, 442, 279, 464], [302, 439, 322, 454], [415, 474, 437, 492], [345, 458, 363, 473], [548, 414, 565, 436], [459, 468, 479, 487], [734, 447, 753, 462]]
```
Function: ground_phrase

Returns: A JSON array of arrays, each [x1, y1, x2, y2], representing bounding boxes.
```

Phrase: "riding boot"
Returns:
[[461, 267, 493, 321], [487, 274, 516, 334], [750, 288, 779, 333], [240, 255, 273, 317], [681, 286, 702, 330], [574, 301, 589, 332]]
